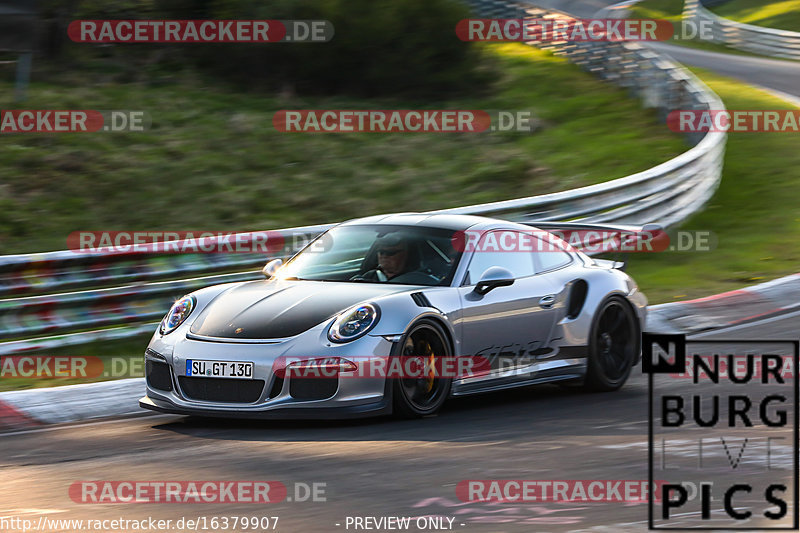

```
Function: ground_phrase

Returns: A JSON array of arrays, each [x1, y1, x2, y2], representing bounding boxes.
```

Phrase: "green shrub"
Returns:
[[160, 0, 486, 97]]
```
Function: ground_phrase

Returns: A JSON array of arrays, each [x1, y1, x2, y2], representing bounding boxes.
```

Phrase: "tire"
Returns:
[[582, 295, 640, 392], [392, 319, 453, 418]]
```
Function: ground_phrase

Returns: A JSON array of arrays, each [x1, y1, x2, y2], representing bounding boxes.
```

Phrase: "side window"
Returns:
[[533, 235, 572, 273], [464, 231, 536, 285]]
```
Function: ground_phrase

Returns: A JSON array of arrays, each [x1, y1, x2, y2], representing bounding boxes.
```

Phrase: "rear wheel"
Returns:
[[392, 320, 452, 418], [582, 296, 639, 392]]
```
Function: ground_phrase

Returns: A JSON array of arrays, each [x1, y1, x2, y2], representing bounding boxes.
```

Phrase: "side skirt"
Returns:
[[451, 352, 587, 397]]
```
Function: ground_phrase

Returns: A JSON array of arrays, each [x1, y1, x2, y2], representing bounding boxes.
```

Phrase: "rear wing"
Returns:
[[519, 221, 666, 269]]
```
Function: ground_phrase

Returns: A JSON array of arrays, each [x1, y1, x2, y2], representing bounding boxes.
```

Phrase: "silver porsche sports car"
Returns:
[[140, 213, 647, 419]]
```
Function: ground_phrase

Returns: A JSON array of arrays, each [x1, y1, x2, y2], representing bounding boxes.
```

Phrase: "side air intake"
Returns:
[[566, 280, 588, 319]]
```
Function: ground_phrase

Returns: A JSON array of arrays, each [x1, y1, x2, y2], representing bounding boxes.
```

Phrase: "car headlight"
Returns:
[[160, 295, 196, 335], [328, 303, 380, 343]]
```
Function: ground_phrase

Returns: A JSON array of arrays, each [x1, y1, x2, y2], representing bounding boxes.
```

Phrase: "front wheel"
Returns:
[[392, 319, 453, 418], [582, 296, 639, 392]]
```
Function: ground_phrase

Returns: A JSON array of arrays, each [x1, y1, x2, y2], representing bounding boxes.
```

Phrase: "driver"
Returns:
[[359, 233, 414, 282]]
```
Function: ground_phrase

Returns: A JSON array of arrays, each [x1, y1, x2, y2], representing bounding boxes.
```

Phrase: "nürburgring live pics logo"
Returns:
[[644, 333, 799, 529]]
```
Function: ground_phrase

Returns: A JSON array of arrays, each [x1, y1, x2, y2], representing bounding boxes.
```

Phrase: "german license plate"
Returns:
[[186, 359, 254, 379]]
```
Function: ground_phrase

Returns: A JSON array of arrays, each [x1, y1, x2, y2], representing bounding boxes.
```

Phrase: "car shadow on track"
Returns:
[[149, 378, 648, 443]]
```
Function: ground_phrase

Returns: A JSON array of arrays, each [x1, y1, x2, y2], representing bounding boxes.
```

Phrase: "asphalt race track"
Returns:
[[2, 311, 797, 532], [649, 43, 800, 100], [530, 0, 800, 99]]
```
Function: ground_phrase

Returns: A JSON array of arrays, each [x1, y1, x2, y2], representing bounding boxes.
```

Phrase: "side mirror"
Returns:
[[262, 258, 283, 279], [474, 266, 515, 295]]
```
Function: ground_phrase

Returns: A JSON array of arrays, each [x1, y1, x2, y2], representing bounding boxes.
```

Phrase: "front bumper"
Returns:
[[141, 332, 396, 419], [139, 394, 391, 419]]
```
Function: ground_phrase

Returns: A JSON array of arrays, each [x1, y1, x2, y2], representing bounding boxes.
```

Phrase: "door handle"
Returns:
[[539, 295, 556, 308]]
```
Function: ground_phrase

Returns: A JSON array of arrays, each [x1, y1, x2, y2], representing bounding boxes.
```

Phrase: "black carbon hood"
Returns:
[[189, 280, 405, 339]]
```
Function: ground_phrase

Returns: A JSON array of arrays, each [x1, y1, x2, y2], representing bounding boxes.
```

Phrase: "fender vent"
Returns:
[[411, 292, 431, 308], [567, 280, 588, 319]]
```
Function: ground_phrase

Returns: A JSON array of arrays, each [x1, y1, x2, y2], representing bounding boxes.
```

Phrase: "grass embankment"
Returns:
[[0, 43, 684, 254], [629, 0, 684, 22], [628, 68, 800, 302], [711, 0, 800, 32]]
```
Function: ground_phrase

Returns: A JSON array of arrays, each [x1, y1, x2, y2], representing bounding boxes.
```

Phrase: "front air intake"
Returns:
[[178, 377, 265, 403]]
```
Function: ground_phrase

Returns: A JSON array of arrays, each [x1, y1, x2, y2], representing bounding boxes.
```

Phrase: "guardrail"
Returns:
[[0, 0, 727, 355], [685, 0, 800, 60]]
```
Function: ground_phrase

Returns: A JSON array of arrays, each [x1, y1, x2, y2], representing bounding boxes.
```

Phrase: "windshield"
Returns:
[[277, 225, 463, 286]]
